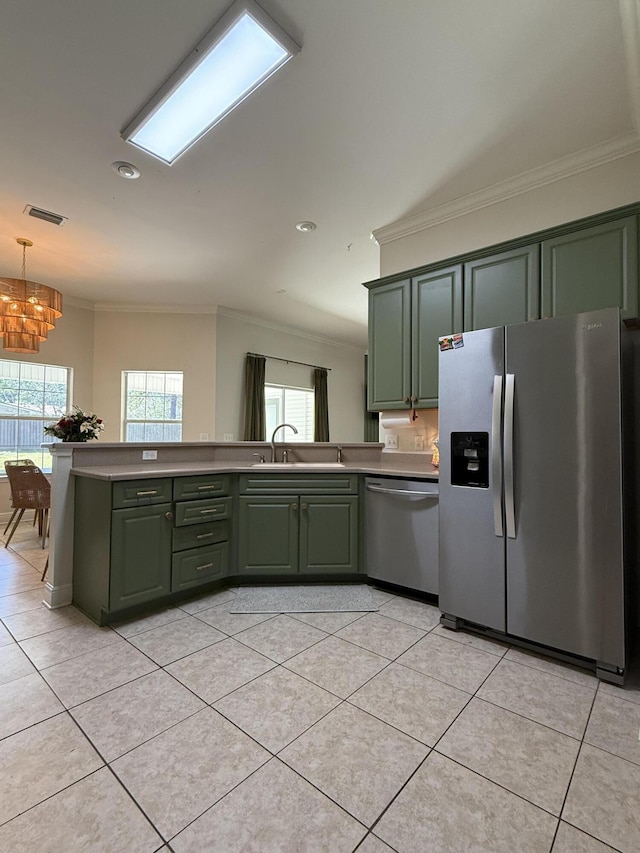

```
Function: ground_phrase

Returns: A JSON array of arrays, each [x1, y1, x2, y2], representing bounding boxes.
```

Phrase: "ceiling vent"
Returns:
[[23, 204, 68, 227]]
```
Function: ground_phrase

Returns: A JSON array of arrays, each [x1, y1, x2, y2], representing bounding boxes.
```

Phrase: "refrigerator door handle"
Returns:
[[504, 373, 516, 539], [492, 375, 504, 537]]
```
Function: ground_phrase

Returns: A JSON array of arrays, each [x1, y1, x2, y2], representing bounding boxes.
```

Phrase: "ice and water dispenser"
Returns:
[[450, 432, 489, 488]]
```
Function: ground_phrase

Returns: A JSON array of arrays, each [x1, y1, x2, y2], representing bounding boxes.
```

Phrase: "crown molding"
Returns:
[[62, 294, 95, 310], [373, 132, 640, 246], [619, 0, 640, 133], [93, 302, 219, 315], [216, 306, 366, 352]]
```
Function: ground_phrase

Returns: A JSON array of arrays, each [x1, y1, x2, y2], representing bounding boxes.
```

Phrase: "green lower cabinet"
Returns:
[[299, 495, 359, 574], [110, 503, 173, 611], [238, 494, 359, 575], [237, 496, 299, 574], [172, 542, 229, 591]]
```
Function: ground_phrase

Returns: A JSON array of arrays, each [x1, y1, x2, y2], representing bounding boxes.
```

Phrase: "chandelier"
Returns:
[[0, 238, 63, 354]]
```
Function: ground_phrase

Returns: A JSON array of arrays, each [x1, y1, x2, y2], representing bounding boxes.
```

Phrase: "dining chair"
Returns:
[[4, 463, 51, 552]]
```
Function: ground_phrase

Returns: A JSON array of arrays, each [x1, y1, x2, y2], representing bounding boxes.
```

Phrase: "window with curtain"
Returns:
[[122, 371, 183, 441], [265, 384, 314, 441], [0, 359, 71, 472]]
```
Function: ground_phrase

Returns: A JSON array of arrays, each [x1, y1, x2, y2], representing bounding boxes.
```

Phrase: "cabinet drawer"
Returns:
[[112, 478, 173, 509], [173, 475, 230, 501], [239, 474, 359, 495], [174, 496, 231, 526], [172, 542, 228, 591], [172, 520, 229, 552]]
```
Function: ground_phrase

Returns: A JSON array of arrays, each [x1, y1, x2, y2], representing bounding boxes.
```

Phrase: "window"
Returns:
[[0, 360, 71, 472], [265, 384, 314, 441], [122, 371, 183, 442]]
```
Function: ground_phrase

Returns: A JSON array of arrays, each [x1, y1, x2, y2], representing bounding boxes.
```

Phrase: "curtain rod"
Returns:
[[247, 352, 331, 371]]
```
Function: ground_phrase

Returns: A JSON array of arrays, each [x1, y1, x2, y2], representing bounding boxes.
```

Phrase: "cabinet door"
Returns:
[[299, 495, 359, 574], [367, 279, 411, 410], [237, 496, 298, 574], [464, 245, 540, 330], [541, 216, 638, 319], [110, 503, 172, 611], [412, 265, 462, 407]]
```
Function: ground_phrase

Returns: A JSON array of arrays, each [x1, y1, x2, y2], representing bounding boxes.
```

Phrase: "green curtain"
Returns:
[[243, 354, 266, 441], [313, 367, 330, 442]]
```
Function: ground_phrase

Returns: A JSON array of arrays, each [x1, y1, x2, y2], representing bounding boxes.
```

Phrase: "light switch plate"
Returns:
[[385, 433, 398, 449], [142, 450, 157, 460], [199, 433, 209, 441], [223, 433, 234, 441]]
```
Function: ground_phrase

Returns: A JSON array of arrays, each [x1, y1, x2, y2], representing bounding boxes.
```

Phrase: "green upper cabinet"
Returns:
[[541, 216, 638, 319], [367, 268, 462, 410], [412, 266, 463, 407], [464, 244, 540, 331], [367, 279, 411, 410]]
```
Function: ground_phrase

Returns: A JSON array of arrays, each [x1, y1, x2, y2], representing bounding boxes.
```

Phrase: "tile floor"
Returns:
[[1, 525, 640, 852]]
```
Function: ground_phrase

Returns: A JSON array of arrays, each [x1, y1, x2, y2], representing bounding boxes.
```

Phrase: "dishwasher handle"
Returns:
[[365, 483, 438, 499]]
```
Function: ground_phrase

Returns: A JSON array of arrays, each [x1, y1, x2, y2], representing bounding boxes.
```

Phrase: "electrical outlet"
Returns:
[[142, 450, 157, 461], [223, 433, 234, 441], [414, 435, 425, 451], [385, 433, 398, 449], [199, 433, 209, 441]]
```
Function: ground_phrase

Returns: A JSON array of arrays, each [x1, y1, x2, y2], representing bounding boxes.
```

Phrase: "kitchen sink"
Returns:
[[250, 462, 346, 468]]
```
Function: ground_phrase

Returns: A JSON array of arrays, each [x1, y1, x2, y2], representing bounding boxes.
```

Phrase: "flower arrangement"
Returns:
[[44, 406, 105, 442]]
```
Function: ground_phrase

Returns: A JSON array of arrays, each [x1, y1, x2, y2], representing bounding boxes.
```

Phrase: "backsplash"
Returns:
[[378, 408, 439, 454]]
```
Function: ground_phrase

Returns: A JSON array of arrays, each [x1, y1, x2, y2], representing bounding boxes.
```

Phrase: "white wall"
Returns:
[[215, 311, 366, 442], [0, 301, 95, 514], [380, 151, 640, 276], [92, 310, 217, 443]]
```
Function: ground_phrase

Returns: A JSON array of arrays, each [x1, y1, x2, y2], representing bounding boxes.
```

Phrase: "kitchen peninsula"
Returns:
[[45, 441, 439, 623]]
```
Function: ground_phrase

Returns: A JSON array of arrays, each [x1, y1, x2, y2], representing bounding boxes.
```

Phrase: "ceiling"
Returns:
[[0, 0, 637, 348]]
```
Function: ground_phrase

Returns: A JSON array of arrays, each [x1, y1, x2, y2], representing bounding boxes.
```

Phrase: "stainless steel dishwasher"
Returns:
[[365, 476, 439, 595]]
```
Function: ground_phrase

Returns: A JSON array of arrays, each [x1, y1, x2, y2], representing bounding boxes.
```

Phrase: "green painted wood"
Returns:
[[110, 503, 172, 610], [172, 520, 229, 552], [238, 474, 358, 495], [464, 244, 540, 330], [299, 495, 359, 574], [173, 475, 230, 500], [237, 496, 299, 574], [112, 478, 172, 509], [73, 478, 112, 623], [412, 265, 463, 407], [171, 542, 229, 591], [368, 279, 411, 410], [174, 496, 231, 526], [541, 216, 638, 319]]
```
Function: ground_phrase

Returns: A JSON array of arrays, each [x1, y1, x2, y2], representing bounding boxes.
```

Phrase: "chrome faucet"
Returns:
[[336, 445, 343, 462], [271, 423, 298, 462]]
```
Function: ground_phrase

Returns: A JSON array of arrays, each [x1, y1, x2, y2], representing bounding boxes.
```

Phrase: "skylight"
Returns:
[[122, 0, 300, 165]]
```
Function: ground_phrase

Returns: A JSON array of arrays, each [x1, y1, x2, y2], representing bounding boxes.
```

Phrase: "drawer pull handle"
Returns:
[[200, 509, 218, 515], [196, 562, 214, 571], [196, 532, 214, 539], [197, 485, 216, 490], [136, 490, 158, 496]]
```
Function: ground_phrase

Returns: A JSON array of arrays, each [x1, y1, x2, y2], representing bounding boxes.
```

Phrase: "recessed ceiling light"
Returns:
[[121, 0, 300, 165], [112, 161, 141, 180], [295, 221, 317, 233]]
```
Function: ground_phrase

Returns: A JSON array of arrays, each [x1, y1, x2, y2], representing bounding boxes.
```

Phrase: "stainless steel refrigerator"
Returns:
[[438, 307, 634, 683]]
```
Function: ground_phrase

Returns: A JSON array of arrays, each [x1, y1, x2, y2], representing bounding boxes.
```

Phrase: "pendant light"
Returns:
[[0, 238, 63, 354]]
